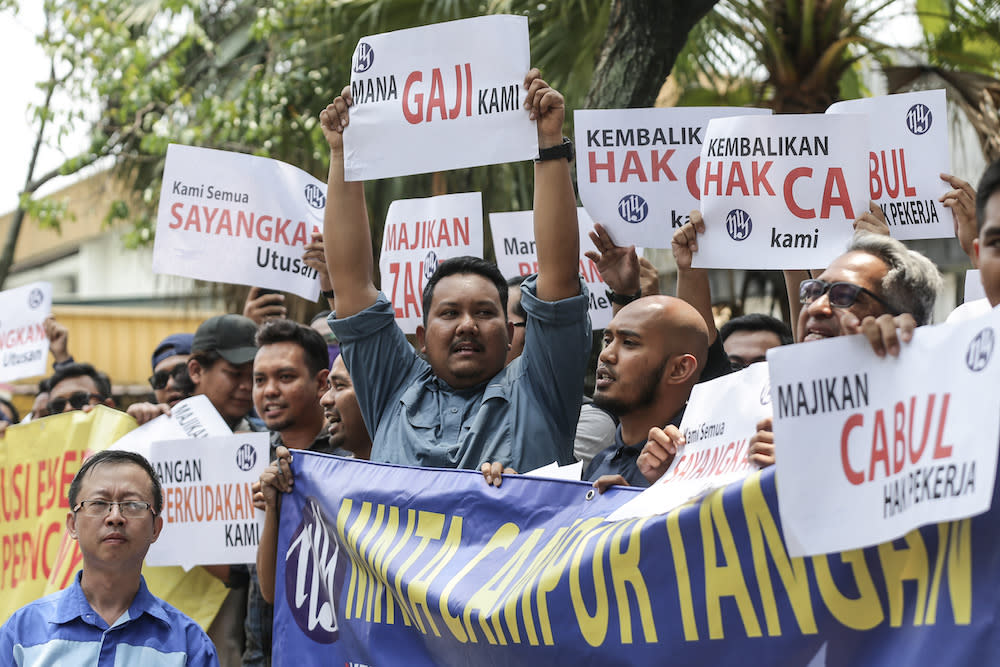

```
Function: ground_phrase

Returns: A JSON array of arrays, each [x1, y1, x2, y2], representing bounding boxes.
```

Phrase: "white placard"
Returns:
[[111, 395, 233, 452], [490, 207, 627, 329], [770, 307, 1000, 557], [523, 460, 584, 481], [343, 16, 537, 181], [141, 433, 268, 570], [154, 144, 325, 300], [378, 192, 484, 333], [827, 90, 951, 239], [0, 282, 51, 382], [694, 114, 869, 269], [965, 269, 986, 303], [575, 107, 771, 248], [606, 362, 771, 521]]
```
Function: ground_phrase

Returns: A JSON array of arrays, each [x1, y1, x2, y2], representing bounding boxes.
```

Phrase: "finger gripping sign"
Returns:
[[153, 144, 326, 300], [343, 15, 537, 181], [769, 306, 1000, 557], [0, 282, 51, 382], [694, 114, 869, 270]]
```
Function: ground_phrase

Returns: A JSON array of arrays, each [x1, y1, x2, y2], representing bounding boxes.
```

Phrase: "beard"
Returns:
[[592, 358, 667, 418]]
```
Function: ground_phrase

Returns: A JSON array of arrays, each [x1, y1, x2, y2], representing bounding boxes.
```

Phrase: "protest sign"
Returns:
[[135, 433, 268, 570], [490, 207, 624, 329], [379, 192, 484, 333], [153, 143, 326, 300], [273, 451, 998, 666], [694, 114, 868, 269], [575, 107, 771, 248], [0, 282, 51, 382], [111, 394, 232, 452], [607, 362, 771, 521], [827, 90, 951, 239], [343, 15, 537, 181], [770, 307, 1000, 557]]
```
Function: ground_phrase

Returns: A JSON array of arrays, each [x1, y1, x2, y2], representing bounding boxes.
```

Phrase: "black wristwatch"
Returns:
[[606, 288, 642, 306], [536, 137, 574, 163]]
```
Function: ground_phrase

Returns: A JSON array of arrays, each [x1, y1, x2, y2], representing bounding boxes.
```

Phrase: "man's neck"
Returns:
[[79, 566, 142, 627], [278, 416, 326, 450], [619, 399, 685, 446]]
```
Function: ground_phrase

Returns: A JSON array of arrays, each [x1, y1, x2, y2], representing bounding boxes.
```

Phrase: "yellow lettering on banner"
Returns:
[[535, 518, 605, 645], [925, 519, 971, 625], [468, 527, 543, 645], [609, 518, 657, 643], [700, 489, 762, 639], [367, 505, 403, 624], [380, 509, 417, 626], [499, 525, 571, 645], [405, 515, 463, 637], [358, 503, 387, 622], [392, 511, 445, 631], [337, 499, 373, 620], [878, 530, 929, 626], [666, 507, 699, 641], [742, 473, 817, 636], [813, 550, 884, 630], [440, 522, 519, 643], [569, 522, 616, 646]]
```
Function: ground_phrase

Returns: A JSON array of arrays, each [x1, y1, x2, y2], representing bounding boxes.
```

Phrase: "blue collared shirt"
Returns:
[[0, 572, 218, 667], [329, 275, 591, 472]]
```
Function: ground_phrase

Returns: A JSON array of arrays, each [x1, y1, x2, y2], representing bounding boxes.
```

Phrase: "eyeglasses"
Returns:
[[799, 279, 899, 315], [47, 392, 104, 414], [148, 362, 187, 390], [73, 500, 155, 518]]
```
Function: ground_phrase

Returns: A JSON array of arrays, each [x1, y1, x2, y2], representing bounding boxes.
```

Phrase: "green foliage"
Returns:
[[19, 193, 73, 233], [917, 0, 1000, 73]]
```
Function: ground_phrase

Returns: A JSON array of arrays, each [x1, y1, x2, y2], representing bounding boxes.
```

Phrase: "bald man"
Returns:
[[583, 296, 709, 488]]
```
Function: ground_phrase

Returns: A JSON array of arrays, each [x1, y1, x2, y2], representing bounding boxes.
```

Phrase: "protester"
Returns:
[[0, 449, 218, 666], [149, 333, 195, 406], [321, 69, 590, 473], [309, 310, 340, 368], [47, 362, 115, 414], [322, 355, 372, 461], [504, 275, 528, 365], [974, 159, 1000, 308], [719, 314, 793, 370]]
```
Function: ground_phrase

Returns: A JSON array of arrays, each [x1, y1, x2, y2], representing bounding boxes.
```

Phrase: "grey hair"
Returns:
[[846, 233, 942, 326]]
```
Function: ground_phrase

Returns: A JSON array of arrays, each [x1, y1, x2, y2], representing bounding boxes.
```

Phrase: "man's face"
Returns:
[[152, 354, 190, 406], [189, 357, 253, 424], [724, 330, 784, 368], [49, 375, 106, 414], [321, 356, 369, 456], [416, 273, 513, 389], [505, 286, 526, 365], [253, 342, 325, 433], [975, 190, 1000, 308], [67, 462, 162, 572], [797, 251, 891, 342], [593, 306, 671, 416]]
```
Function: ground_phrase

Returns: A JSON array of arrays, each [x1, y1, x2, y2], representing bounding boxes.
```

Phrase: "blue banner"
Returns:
[[273, 453, 998, 666]]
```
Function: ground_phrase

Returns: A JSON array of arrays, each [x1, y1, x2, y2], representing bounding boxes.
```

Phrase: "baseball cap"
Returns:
[[151, 333, 194, 371], [192, 315, 259, 365]]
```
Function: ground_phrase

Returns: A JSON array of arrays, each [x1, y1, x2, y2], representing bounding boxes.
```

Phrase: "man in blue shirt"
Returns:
[[320, 69, 590, 473], [0, 449, 218, 666]]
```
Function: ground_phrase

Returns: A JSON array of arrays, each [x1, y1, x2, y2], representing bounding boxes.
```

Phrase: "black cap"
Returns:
[[192, 315, 258, 365]]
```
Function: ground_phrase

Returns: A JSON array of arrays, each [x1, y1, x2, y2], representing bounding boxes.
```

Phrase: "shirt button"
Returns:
[[450, 407, 458, 413]]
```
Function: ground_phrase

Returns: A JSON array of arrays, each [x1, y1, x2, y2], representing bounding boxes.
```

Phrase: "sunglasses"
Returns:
[[799, 279, 900, 315], [148, 362, 188, 390], [47, 391, 104, 414]]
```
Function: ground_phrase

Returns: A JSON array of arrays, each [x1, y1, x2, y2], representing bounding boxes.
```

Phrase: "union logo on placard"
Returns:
[[352, 42, 374, 74], [304, 184, 326, 209], [423, 250, 439, 281], [966, 327, 995, 372], [760, 379, 771, 406], [235, 444, 257, 471], [285, 498, 344, 644], [618, 194, 648, 223], [27, 288, 43, 309], [726, 209, 752, 241], [905, 103, 932, 135]]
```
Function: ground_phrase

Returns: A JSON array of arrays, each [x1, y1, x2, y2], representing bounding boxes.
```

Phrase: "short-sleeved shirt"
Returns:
[[0, 572, 218, 667], [329, 275, 591, 472]]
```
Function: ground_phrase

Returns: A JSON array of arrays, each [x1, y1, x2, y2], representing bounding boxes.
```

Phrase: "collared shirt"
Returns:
[[584, 406, 686, 487], [329, 275, 591, 472], [0, 572, 218, 667]]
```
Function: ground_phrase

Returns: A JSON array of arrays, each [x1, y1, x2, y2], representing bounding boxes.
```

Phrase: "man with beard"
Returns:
[[582, 296, 709, 488]]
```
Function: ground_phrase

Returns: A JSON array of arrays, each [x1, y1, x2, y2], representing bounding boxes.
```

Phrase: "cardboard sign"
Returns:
[[0, 281, 50, 382], [490, 207, 626, 329], [606, 362, 771, 521], [575, 107, 771, 248], [343, 15, 537, 181], [111, 395, 233, 452], [827, 90, 951, 239], [770, 307, 1000, 556], [694, 114, 869, 269], [378, 192, 484, 333], [154, 144, 326, 300], [138, 433, 268, 570]]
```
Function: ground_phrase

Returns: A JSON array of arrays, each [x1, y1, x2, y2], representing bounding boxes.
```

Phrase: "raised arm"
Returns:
[[320, 87, 379, 317], [524, 69, 580, 302], [672, 211, 718, 344]]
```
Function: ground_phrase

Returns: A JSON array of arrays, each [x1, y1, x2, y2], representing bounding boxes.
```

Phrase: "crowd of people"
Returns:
[[1, 67, 998, 665]]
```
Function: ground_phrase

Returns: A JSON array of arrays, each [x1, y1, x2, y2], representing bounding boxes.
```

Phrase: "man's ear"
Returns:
[[187, 358, 203, 384], [665, 353, 699, 385], [151, 515, 164, 543], [315, 368, 329, 398], [67, 512, 79, 541], [415, 325, 427, 354]]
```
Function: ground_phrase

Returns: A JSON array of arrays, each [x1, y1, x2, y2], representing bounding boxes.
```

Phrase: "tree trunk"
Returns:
[[584, 0, 721, 109]]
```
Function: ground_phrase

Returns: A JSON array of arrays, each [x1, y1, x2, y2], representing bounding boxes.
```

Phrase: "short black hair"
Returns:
[[48, 362, 113, 400], [0, 396, 19, 423], [719, 313, 794, 346], [69, 449, 163, 515], [421, 256, 508, 327], [506, 275, 527, 320], [256, 319, 329, 375], [976, 160, 1000, 232]]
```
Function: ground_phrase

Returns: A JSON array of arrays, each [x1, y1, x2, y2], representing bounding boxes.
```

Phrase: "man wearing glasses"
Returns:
[[149, 333, 195, 407], [46, 362, 115, 415], [0, 449, 218, 665]]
